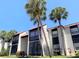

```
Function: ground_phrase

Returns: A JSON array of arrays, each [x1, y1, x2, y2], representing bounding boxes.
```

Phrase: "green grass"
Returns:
[[0, 55, 67, 58], [0, 55, 17, 58], [25, 56, 68, 58], [1, 55, 79, 58]]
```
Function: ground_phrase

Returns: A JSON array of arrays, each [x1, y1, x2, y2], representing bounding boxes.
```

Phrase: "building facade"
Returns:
[[11, 22, 79, 56]]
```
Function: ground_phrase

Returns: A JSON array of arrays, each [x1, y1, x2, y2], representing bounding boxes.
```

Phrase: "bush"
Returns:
[[75, 51, 79, 56], [0, 51, 9, 56], [16, 51, 26, 58], [0, 47, 9, 56]]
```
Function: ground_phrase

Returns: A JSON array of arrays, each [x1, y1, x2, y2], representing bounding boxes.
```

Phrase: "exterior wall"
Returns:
[[48, 29, 54, 55], [20, 36, 28, 53], [63, 27, 75, 56], [57, 27, 65, 55], [17, 32, 28, 53], [27, 32, 29, 56], [9, 22, 79, 56], [41, 25, 53, 56]]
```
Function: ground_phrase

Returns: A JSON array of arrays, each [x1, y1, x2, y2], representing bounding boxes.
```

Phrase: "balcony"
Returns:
[[29, 36, 39, 41], [52, 31, 58, 37], [71, 30, 79, 35]]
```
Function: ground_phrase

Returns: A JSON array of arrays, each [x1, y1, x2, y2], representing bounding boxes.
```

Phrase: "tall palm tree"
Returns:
[[49, 7, 68, 26], [25, 0, 51, 57], [49, 7, 68, 55]]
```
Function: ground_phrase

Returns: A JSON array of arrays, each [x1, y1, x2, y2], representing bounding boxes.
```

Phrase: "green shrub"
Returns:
[[0, 47, 9, 56], [16, 51, 26, 58], [0, 51, 9, 56], [75, 51, 79, 56]]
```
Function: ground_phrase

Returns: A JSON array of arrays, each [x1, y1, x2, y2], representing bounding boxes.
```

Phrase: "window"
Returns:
[[52, 31, 58, 37], [70, 25, 79, 34], [30, 31, 35, 37], [52, 28, 58, 37], [30, 30, 39, 37], [72, 34, 79, 43], [76, 47, 79, 50], [52, 29, 59, 45], [53, 37, 59, 44], [29, 41, 42, 55], [12, 36, 18, 44], [29, 29, 40, 41]]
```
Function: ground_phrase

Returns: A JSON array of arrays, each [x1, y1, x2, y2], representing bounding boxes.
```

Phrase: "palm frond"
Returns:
[[49, 7, 68, 23]]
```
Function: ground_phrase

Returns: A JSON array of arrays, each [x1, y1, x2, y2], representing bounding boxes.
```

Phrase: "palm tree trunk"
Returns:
[[58, 20, 65, 55], [39, 20, 52, 57], [36, 15, 51, 57], [37, 20, 44, 56], [59, 20, 62, 26]]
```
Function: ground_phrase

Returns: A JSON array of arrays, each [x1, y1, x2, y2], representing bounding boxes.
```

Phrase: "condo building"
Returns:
[[10, 22, 79, 56]]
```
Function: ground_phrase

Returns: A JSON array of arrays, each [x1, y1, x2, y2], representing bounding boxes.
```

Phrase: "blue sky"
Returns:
[[0, 0, 79, 32]]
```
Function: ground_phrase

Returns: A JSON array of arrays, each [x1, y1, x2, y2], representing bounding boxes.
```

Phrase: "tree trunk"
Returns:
[[39, 20, 52, 57], [37, 19, 44, 56], [58, 20, 65, 55], [36, 15, 51, 57]]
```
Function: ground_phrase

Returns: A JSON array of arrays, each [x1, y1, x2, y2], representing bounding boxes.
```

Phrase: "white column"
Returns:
[[21, 36, 28, 52], [17, 32, 28, 53], [27, 32, 29, 56], [48, 29, 54, 55], [17, 35, 21, 52], [57, 27, 65, 55], [63, 27, 75, 56]]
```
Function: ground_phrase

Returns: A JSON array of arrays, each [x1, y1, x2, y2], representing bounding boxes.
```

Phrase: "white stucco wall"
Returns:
[[41, 25, 53, 56], [17, 32, 28, 54], [63, 27, 75, 56], [21, 36, 28, 52], [48, 29, 54, 55], [57, 27, 65, 55]]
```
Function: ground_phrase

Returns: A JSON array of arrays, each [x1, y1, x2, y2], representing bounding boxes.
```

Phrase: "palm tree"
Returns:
[[25, 0, 51, 57], [0, 30, 17, 55], [0, 30, 17, 42], [49, 7, 68, 55], [3, 30, 17, 42]]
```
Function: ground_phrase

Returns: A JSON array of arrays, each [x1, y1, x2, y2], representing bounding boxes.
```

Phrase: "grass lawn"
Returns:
[[0, 55, 17, 58], [0, 55, 67, 58], [0, 55, 79, 58], [29, 56, 68, 58]]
